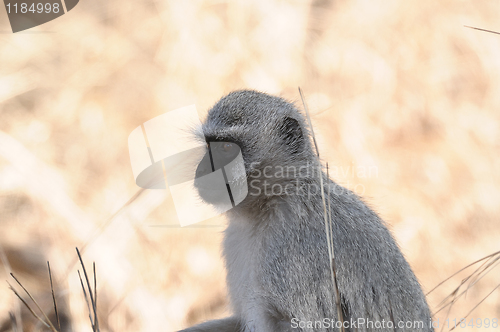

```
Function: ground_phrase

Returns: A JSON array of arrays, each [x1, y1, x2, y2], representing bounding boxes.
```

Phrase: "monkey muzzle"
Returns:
[[194, 142, 248, 207]]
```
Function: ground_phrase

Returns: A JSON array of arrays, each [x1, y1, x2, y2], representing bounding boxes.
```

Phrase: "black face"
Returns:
[[194, 141, 245, 206], [196, 142, 240, 178]]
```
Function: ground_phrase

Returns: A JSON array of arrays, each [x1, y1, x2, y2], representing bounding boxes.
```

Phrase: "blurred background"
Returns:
[[0, 0, 499, 331]]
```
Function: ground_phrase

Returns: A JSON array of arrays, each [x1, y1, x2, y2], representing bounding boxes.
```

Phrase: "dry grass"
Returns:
[[0, 0, 499, 331]]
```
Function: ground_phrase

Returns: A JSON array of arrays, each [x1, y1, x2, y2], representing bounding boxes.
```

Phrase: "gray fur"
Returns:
[[179, 90, 433, 332]]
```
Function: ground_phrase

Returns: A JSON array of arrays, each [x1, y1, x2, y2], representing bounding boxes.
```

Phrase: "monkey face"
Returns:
[[194, 141, 248, 208], [197, 90, 318, 209]]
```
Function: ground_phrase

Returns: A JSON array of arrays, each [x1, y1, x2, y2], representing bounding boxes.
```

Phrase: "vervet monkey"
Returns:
[[179, 90, 433, 332]]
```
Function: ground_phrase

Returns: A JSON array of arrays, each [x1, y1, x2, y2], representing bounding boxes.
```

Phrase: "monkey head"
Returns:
[[194, 90, 318, 212]]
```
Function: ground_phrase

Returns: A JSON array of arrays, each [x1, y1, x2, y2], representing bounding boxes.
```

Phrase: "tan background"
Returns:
[[0, 0, 499, 331]]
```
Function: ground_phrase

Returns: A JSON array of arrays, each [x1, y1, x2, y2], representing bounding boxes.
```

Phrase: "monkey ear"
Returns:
[[279, 117, 304, 153]]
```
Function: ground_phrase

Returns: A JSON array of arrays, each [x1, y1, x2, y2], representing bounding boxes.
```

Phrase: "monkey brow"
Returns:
[[203, 133, 243, 147]]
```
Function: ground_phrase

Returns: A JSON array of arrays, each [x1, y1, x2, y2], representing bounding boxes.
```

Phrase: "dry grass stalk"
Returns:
[[464, 25, 500, 35], [427, 250, 500, 332], [8, 273, 58, 332], [448, 283, 500, 332], [0, 243, 23, 332], [76, 247, 100, 332], [47, 261, 61, 331], [299, 87, 345, 332]]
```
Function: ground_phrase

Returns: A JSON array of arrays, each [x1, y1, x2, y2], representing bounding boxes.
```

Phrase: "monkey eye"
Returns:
[[222, 142, 233, 152]]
